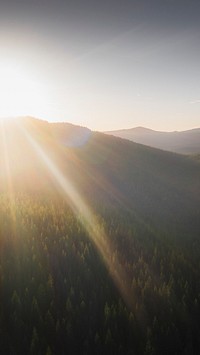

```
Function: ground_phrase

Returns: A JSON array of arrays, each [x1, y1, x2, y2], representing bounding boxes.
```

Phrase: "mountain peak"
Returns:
[[132, 126, 154, 133]]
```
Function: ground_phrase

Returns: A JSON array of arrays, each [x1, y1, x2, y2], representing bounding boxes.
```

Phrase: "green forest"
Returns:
[[0, 118, 200, 354], [1, 192, 200, 355]]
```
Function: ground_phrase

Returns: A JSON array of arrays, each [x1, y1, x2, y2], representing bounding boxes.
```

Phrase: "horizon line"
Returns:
[[0, 114, 199, 134]]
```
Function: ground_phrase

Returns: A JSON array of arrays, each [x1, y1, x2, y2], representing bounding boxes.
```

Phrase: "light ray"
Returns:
[[18, 121, 136, 313], [0, 120, 16, 228]]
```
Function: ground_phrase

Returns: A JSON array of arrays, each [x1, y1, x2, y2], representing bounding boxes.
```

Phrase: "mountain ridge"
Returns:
[[1, 116, 199, 237], [105, 126, 200, 154], [105, 126, 200, 134]]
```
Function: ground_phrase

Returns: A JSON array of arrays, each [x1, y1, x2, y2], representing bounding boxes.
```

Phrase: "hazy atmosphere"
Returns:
[[0, 0, 200, 131]]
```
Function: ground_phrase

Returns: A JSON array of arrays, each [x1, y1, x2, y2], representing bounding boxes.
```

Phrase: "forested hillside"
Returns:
[[0, 117, 200, 354]]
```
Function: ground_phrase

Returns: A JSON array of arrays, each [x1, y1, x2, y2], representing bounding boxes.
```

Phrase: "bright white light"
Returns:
[[0, 60, 49, 119]]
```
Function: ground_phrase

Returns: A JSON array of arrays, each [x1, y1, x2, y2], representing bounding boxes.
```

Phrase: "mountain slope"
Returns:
[[105, 127, 200, 154], [74, 132, 200, 236], [1, 117, 200, 354], [1, 117, 200, 236]]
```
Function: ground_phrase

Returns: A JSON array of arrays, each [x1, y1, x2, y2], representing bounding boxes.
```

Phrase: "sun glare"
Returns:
[[0, 60, 49, 119]]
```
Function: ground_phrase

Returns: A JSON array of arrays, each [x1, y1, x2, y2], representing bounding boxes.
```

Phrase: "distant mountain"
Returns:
[[105, 127, 200, 154]]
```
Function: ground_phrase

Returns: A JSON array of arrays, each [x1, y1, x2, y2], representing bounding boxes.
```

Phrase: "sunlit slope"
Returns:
[[0, 118, 54, 191], [0, 117, 91, 191], [0, 117, 200, 236], [105, 127, 200, 154]]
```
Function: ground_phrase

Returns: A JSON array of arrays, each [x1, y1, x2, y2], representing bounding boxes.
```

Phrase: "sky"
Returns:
[[0, 0, 200, 131]]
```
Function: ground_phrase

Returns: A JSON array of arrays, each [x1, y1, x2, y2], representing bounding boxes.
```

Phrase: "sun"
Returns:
[[0, 60, 49, 119]]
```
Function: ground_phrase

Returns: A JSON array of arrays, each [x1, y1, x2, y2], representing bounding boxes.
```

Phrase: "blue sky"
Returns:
[[0, 0, 200, 131]]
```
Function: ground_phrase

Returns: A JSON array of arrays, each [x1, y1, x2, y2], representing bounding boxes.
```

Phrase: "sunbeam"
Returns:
[[0, 120, 16, 229], [17, 121, 136, 313]]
